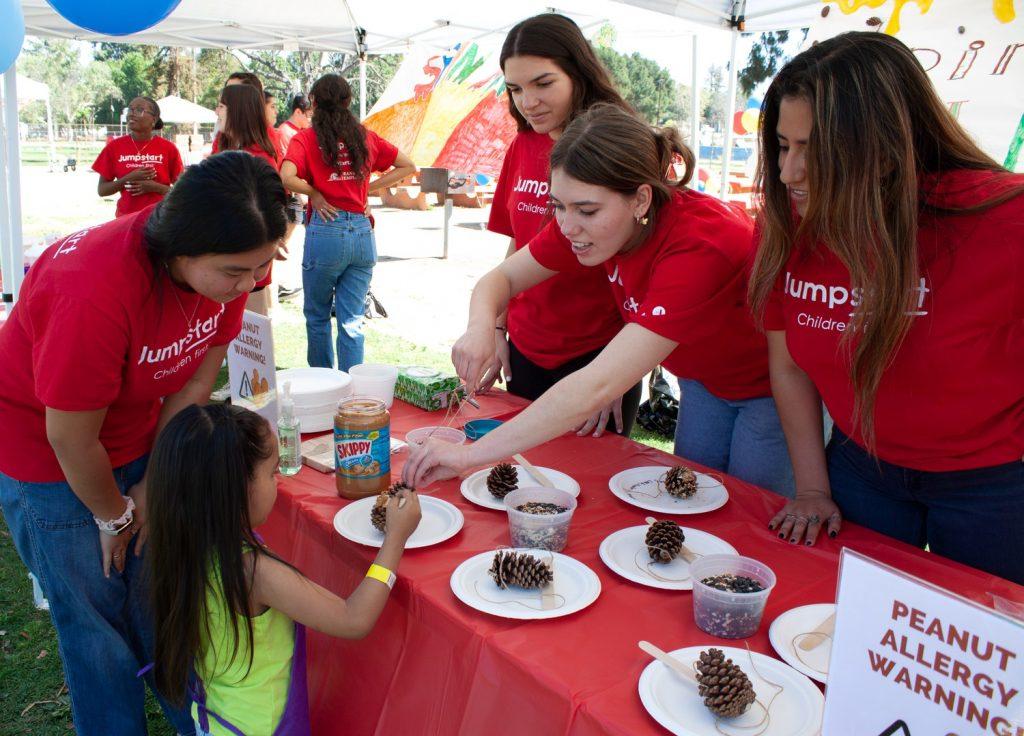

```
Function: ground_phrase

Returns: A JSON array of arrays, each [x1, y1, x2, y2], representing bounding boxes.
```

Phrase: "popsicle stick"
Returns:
[[638, 640, 698, 685], [513, 453, 555, 488], [797, 611, 836, 651], [645, 516, 698, 563], [541, 561, 557, 610]]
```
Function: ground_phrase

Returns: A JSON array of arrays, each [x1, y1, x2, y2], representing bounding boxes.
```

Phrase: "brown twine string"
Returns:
[[632, 548, 692, 584], [789, 632, 832, 676], [626, 468, 724, 503], [425, 387, 471, 441], [473, 548, 565, 611], [689, 645, 785, 736]]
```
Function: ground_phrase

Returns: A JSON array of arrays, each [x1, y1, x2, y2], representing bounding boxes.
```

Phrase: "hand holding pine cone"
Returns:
[[370, 482, 412, 532]]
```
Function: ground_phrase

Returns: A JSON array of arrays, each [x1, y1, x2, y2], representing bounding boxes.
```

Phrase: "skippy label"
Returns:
[[334, 425, 390, 479]]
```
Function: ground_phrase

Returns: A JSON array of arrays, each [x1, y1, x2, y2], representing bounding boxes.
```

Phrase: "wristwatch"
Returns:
[[94, 497, 135, 536]]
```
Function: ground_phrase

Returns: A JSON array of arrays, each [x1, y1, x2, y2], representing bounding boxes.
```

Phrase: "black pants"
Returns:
[[507, 339, 642, 436]]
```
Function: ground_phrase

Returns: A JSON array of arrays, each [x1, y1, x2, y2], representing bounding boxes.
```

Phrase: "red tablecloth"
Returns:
[[258, 394, 1024, 736]]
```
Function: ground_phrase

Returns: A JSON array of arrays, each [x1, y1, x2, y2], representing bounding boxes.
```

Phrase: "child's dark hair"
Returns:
[[143, 150, 287, 264], [148, 403, 275, 706]]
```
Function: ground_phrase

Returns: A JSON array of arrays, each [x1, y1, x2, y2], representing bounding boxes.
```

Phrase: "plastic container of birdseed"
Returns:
[[691, 555, 776, 639], [504, 487, 577, 552]]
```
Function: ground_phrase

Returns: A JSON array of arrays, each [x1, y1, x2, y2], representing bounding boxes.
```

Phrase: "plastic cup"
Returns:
[[503, 487, 577, 552], [404, 426, 467, 447], [690, 554, 776, 639], [349, 364, 399, 408]]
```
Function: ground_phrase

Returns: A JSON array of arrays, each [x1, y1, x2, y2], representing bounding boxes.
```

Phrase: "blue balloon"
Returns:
[[46, 0, 182, 36], [746, 98, 762, 110], [0, 0, 25, 74]]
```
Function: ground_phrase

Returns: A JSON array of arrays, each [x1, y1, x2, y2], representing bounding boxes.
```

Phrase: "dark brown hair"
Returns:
[[149, 404, 278, 705], [309, 74, 368, 178], [748, 31, 1024, 449], [219, 84, 276, 161], [227, 71, 263, 94], [550, 103, 695, 239], [499, 13, 632, 132]]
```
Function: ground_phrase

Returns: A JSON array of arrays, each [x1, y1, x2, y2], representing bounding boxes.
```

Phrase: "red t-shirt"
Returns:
[[488, 131, 622, 368], [92, 135, 183, 217], [0, 209, 247, 482], [283, 126, 398, 213], [277, 120, 301, 159], [531, 189, 770, 400], [764, 169, 1024, 471]]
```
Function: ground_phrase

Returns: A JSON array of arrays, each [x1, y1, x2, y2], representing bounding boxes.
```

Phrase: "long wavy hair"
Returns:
[[499, 13, 633, 132], [550, 103, 695, 242], [219, 84, 277, 161], [309, 74, 368, 177], [148, 404, 278, 706], [748, 31, 1024, 450]]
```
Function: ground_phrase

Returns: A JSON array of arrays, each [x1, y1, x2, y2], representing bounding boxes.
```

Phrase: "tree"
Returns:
[[233, 50, 400, 122], [701, 64, 727, 130], [594, 46, 678, 126], [739, 31, 802, 96], [19, 39, 118, 129]]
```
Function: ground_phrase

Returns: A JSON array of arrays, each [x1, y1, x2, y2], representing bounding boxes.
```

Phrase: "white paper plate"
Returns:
[[276, 367, 352, 406], [768, 603, 834, 685], [450, 549, 600, 620], [599, 525, 738, 591], [460, 465, 581, 511], [638, 645, 824, 736], [333, 495, 463, 549], [608, 466, 728, 515]]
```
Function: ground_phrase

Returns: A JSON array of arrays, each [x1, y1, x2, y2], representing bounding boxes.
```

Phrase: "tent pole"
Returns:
[[720, 28, 739, 200], [46, 94, 56, 171], [1, 70, 24, 306], [690, 34, 700, 188], [359, 55, 367, 120]]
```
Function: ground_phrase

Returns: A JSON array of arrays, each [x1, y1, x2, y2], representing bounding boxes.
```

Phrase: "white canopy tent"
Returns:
[[2, 0, 817, 304], [154, 94, 217, 124]]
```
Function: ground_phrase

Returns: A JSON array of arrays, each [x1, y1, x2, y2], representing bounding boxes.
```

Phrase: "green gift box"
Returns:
[[395, 367, 464, 411]]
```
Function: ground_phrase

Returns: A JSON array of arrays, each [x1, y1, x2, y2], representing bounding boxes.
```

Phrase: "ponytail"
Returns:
[[309, 74, 369, 178], [551, 104, 696, 234]]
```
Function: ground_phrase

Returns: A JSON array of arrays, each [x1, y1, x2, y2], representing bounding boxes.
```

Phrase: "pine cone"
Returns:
[[665, 465, 698, 499], [488, 550, 553, 590], [487, 463, 518, 500], [370, 482, 412, 532], [645, 520, 684, 563], [694, 648, 756, 718]]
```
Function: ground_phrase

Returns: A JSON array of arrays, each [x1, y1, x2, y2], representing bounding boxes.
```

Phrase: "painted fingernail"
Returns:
[[790, 538, 797, 544], [829, 531, 837, 538], [778, 532, 785, 539], [805, 540, 813, 546]]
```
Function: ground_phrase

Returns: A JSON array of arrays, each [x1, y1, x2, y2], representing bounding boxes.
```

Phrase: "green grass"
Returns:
[[0, 302, 672, 733], [20, 142, 105, 168]]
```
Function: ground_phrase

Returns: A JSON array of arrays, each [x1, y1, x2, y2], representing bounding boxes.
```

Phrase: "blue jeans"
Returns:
[[828, 429, 1024, 584], [301, 211, 376, 371], [674, 378, 795, 497], [0, 457, 195, 736]]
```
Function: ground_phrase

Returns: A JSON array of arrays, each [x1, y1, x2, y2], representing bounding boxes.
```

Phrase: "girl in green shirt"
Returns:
[[147, 404, 420, 735]]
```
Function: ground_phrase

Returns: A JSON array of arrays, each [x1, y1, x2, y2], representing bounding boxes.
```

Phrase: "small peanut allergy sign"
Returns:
[[823, 550, 1023, 735]]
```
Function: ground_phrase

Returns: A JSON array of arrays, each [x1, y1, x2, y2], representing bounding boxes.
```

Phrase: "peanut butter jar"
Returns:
[[334, 397, 391, 499]]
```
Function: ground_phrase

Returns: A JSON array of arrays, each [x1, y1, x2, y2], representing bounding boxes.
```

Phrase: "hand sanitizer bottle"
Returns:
[[277, 381, 302, 476]]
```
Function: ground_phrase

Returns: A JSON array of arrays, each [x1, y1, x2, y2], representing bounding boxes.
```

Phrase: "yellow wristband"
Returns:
[[366, 563, 396, 589]]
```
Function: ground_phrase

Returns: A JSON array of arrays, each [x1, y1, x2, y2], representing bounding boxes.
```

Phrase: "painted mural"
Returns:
[[364, 42, 518, 178], [812, 0, 1023, 171]]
